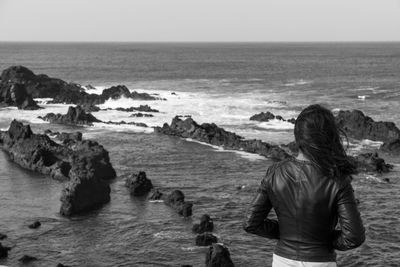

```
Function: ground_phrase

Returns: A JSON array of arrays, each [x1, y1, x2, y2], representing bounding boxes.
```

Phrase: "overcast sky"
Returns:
[[0, 0, 399, 42]]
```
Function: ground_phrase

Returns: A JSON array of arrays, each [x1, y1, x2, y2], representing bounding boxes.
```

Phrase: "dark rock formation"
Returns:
[[155, 116, 290, 161], [40, 106, 101, 125], [349, 152, 393, 173], [380, 139, 400, 154], [103, 121, 148, 128], [125, 171, 153, 196], [130, 113, 154, 118], [81, 104, 100, 113], [116, 105, 159, 113], [19, 255, 38, 263], [28, 221, 41, 229], [192, 214, 214, 234], [336, 110, 400, 142], [195, 233, 218, 246], [165, 190, 193, 217], [0, 243, 11, 259], [250, 111, 295, 124], [250, 111, 276, 122], [0, 120, 116, 216], [148, 189, 193, 217], [0, 81, 40, 110], [281, 141, 392, 174], [0, 66, 160, 107], [149, 189, 163, 200], [205, 244, 235, 267], [0, 233, 6, 240]]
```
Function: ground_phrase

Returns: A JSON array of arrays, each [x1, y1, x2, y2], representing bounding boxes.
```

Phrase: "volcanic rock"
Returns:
[[0, 82, 40, 110], [155, 116, 290, 160], [130, 113, 154, 118], [195, 233, 218, 246], [0, 243, 11, 259], [349, 152, 393, 173], [40, 106, 101, 125], [116, 105, 159, 113], [0, 120, 116, 216], [380, 138, 400, 154], [250, 111, 276, 122], [148, 189, 192, 217], [28, 220, 41, 229], [192, 214, 214, 234], [101, 85, 131, 100], [19, 255, 38, 263], [149, 189, 164, 200], [125, 171, 153, 196], [335, 110, 400, 142], [205, 244, 235, 267]]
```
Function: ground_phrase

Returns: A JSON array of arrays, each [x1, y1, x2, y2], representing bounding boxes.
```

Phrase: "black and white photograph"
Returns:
[[0, 0, 399, 266]]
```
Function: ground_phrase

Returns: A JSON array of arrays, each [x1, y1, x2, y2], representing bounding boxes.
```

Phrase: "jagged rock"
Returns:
[[0, 243, 11, 259], [130, 113, 154, 118], [0, 82, 40, 110], [19, 255, 38, 263], [0, 66, 160, 107], [81, 104, 100, 113], [28, 220, 41, 229], [195, 233, 218, 246], [0, 120, 116, 216], [205, 244, 235, 267], [148, 189, 192, 217], [192, 214, 214, 234], [349, 152, 393, 173], [125, 171, 153, 196], [40, 106, 101, 125], [85, 84, 96, 90], [336, 110, 400, 142], [45, 130, 83, 144], [287, 118, 296, 124], [250, 111, 276, 122], [149, 189, 164, 200], [116, 105, 159, 113], [155, 116, 290, 160], [380, 139, 400, 154]]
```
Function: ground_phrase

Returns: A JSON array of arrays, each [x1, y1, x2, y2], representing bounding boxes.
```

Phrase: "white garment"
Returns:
[[272, 254, 337, 267]]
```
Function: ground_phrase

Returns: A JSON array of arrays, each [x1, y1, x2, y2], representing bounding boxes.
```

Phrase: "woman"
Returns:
[[243, 104, 365, 267]]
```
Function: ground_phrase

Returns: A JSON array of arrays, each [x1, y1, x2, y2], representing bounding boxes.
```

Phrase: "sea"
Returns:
[[0, 42, 399, 267]]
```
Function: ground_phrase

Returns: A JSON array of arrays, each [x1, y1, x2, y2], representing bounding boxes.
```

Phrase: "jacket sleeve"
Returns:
[[332, 179, 365, 250], [243, 167, 280, 239]]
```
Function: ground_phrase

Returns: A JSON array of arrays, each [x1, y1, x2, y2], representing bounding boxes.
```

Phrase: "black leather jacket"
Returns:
[[243, 158, 365, 262]]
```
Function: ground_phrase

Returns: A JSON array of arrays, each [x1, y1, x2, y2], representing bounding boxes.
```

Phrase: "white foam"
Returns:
[[357, 95, 367, 100], [283, 79, 313, 86], [257, 119, 295, 130], [33, 98, 53, 104]]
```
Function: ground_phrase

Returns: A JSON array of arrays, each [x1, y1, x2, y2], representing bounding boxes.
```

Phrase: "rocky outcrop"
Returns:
[[195, 233, 218, 246], [0, 120, 116, 216], [192, 214, 214, 234], [149, 189, 193, 217], [205, 244, 235, 267], [250, 111, 295, 124], [19, 255, 38, 263], [335, 110, 400, 142], [115, 105, 159, 113], [155, 116, 290, 161], [281, 141, 392, 174], [380, 139, 400, 154], [40, 106, 101, 125], [125, 171, 153, 196], [130, 113, 154, 118], [0, 243, 11, 259], [0, 82, 40, 110], [349, 153, 393, 173], [0, 66, 161, 107], [28, 221, 41, 229]]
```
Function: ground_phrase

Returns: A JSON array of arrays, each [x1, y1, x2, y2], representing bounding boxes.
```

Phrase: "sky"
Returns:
[[0, 0, 400, 42]]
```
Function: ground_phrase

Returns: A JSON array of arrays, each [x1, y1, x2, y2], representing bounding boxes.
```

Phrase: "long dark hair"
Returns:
[[294, 104, 356, 179]]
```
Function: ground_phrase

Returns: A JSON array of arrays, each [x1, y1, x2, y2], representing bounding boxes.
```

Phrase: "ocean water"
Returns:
[[0, 42, 399, 266]]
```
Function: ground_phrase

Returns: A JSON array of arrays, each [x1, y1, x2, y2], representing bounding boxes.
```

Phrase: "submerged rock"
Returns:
[[0, 243, 11, 259], [349, 152, 393, 173], [40, 106, 101, 125], [0, 233, 6, 240], [195, 233, 218, 246], [336, 110, 400, 142], [380, 138, 400, 154], [28, 220, 41, 229], [116, 105, 159, 113], [125, 171, 153, 196], [155, 116, 290, 160], [130, 113, 154, 118], [148, 189, 193, 217], [19, 255, 38, 263], [192, 214, 214, 234], [205, 243, 235, 267], [0, 120, 116, 216]]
